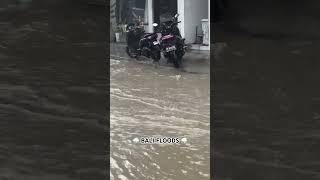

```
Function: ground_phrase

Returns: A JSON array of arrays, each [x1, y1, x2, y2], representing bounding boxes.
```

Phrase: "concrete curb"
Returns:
[[110, 42, 210, 74], [189, 44, 210, 51], [109, 42, 214, 51]]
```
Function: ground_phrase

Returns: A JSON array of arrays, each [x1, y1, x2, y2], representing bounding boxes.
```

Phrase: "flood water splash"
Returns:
[[110, 58, 210, 180]]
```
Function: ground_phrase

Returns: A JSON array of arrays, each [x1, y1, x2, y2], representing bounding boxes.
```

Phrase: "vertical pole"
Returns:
[[177, 0, 185, 38], [144, 0, 148, 31], [147, 0, 154, 33], [208, 0, 210, 47]]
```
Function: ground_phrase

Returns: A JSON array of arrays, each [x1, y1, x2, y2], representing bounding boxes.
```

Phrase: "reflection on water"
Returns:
[[110, 58, 210, 180]]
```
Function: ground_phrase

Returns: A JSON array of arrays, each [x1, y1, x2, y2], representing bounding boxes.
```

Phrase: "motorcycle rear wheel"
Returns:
[[168, 52, 181, 68]]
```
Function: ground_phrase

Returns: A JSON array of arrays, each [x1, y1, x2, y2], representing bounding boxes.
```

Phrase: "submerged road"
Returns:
[[110, 44, 210, 180], [0, 0, 107, 179]]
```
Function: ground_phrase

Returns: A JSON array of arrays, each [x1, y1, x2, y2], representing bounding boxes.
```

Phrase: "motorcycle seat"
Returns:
[[161, 34, 174, 40], [143, 33, 154, 38]]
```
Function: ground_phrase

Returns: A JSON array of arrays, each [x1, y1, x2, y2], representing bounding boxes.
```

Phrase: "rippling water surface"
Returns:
[[110, 57, 210, 180]]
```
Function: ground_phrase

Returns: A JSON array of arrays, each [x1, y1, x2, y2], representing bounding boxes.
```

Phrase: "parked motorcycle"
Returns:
[[126, 23, 161, 62], [158, 14, 187, 68]]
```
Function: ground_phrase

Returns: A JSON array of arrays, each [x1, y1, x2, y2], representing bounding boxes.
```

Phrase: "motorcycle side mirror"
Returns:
[[152, 23, 158, 27]]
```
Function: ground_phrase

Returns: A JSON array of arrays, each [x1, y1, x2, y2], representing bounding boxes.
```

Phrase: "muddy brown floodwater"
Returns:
[[110, 44, 210, 179]]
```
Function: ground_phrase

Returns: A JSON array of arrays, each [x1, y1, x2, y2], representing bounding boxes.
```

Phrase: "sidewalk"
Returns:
[[110, 42, 210, 74]]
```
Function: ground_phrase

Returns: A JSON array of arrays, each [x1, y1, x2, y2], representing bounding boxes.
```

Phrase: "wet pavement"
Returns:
[[1, 0, 107, 179], [110, 43, 210, 74], [110, 43, 210, 179], [213, 29, 320, 179]]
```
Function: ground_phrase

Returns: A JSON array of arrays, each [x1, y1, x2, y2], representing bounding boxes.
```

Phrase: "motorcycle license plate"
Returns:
[[166, 45, 176, 52], [153, 41, 159, 45]]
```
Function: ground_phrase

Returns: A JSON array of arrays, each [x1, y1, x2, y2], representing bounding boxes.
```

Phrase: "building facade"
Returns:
[[111, 0, 210, 49]]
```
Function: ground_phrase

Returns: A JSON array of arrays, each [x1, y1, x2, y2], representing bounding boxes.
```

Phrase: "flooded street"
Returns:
[[0, 0, 107, 179], [110, 45, 210, 179]]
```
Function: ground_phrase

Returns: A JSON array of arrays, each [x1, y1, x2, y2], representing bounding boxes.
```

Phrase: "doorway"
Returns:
[[153, 0, 177, 24]]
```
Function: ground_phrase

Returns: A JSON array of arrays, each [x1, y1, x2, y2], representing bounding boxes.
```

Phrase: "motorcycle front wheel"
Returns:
[[168, 51, 181, 68], [173, 56, 182, 68], [152, 50, 161, 62], [126, 46, 138, 58]]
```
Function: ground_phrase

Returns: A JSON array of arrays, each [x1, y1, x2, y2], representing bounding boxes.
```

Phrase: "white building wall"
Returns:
[[177, 0, 185, 39], [144, 0, 210, 46], [178, 0, 208, 44], [208, 0, 210, 47], [146, 0, 154, 33]]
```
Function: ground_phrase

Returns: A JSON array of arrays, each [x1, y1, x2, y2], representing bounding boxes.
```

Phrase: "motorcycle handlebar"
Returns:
[[172, 21, 181, 25]]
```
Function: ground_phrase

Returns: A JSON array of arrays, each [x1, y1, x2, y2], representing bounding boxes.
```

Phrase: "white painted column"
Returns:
[[208, 0, 210, 48], [144, 0, 148, 31], [147, 0, 154, 33], [177, 0, 185, 38]]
